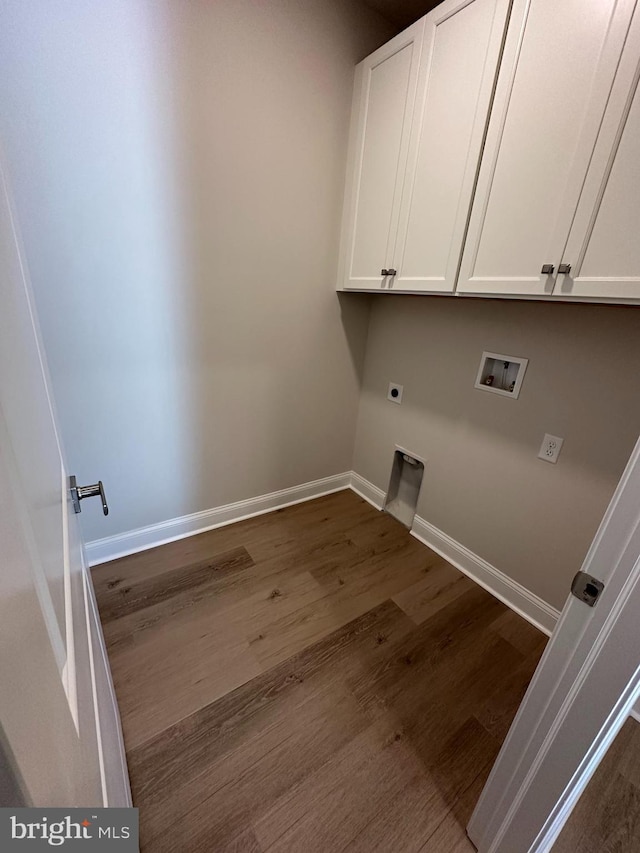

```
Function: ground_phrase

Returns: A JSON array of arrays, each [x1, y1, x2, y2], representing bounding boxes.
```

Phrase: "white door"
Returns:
[[457, 0, 636, 297], [338, 20, 424, 290], [390, 0, 509, 293], [0, 155, 130, 806], [554, 7, 640, 303], [468, 433, 640, 851]]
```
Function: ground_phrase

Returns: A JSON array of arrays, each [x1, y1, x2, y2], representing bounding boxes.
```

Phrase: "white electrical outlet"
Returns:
[[538, 433, 564, 464], [387, 382, 403, 404]]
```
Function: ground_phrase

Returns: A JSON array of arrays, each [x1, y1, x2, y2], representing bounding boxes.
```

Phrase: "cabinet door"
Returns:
[[457, 0, 636, 297], [390, 0, 510, 293], [555, 7, 640, 302], [338, 21, 424, 290]]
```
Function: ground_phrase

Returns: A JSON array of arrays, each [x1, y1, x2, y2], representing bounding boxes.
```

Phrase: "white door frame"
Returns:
[[469, 434, 640, 851]]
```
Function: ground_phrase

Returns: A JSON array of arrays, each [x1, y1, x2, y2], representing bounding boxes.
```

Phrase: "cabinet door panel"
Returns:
[[339, 22, 423, 289], [556, 8, 640, 302], [458, 0, 634, 296], [391, 0, 509, 293]]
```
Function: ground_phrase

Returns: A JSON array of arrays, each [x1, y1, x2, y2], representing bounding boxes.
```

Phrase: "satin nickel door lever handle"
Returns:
[[70, 475, 109, 515]]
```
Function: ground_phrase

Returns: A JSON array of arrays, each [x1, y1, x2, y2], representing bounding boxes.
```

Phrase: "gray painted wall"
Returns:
[[0, 0, 390, 542], [352, 296, 640, 610]]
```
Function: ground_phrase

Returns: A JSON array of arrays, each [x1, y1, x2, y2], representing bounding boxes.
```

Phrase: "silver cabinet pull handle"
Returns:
[[381, 268, 389, 276], [387, 268, 397, 276], [558, 263, 572, 274], [70, 475, 109, 515], [541, 264, 554, 275]]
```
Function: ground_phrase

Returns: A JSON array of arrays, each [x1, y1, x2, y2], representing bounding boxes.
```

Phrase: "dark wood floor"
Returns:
[[93, 490, 548, 851]]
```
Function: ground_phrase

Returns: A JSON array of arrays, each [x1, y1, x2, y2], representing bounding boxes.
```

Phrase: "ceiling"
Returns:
[[363, 0, 444, 30]]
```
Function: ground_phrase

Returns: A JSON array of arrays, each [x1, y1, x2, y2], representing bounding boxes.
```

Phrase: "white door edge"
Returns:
[[82, 566, 132, 808], [82, 570, 108, 806]]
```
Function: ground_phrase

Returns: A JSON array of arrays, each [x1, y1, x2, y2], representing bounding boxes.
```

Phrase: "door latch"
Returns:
[[571, 571, 604, 607], [70, 475, 109, 515]]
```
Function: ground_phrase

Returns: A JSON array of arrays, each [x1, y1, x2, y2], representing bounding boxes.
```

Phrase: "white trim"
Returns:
[[474, 351, 529, 400], [86, 473, 352, 566], [350, 471, 386, 510], [82, 569, 108, 806], [410, 514, 559, 636], [630, 707, 640, 724], [82, 563, 132, 807], [85, 469, 556, 636]]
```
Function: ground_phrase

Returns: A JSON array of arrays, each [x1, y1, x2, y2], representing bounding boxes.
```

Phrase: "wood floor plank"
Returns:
[[343, 768, 454, 853], [420, 767, 488, 853], [249, 537, 438, 671], [392, 561, 476, 625], [143, 680, 368, 851], [252, 719, 427, 852], [474, 649, 544, 741], [577, 773, 640, 853], [489, 608, 548, 658], [213, 827, 262, 853], [113, 627, 261, 750], [96, 546, 254, 622], [618, 718, 640, 789], [426, 716, 500, 804], [127, 598, 415, 805], [101, 537, 347, 655], [110, 568, 326, 667], [310, 519, 436, 593], [92, 489, 371, 592], [92, 490, 549, 852], [349, 586, 513, 717]]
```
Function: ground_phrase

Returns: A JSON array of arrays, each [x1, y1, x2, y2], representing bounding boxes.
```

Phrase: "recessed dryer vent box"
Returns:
[[474, 351, 528, 399], [384, 447, 424, 529]]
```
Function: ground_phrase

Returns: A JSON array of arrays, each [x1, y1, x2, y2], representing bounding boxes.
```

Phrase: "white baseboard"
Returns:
[[411, 514, 560, 636], [86, 469, 556, 639], [349, 471, 386, 510], [85, 472, 352, 566]]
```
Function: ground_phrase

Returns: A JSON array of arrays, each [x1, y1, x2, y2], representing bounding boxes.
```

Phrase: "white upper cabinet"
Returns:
[[391, 0, 510, 292], [458, 0, 637, 298], [338, 0, 509, 292], [339, 0, 640, 305], [339, 21, 424, 289], [554, 8, 640, 302]]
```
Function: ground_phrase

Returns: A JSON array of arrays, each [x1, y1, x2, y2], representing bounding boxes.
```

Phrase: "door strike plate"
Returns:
[[571, 571, 604, 607]]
